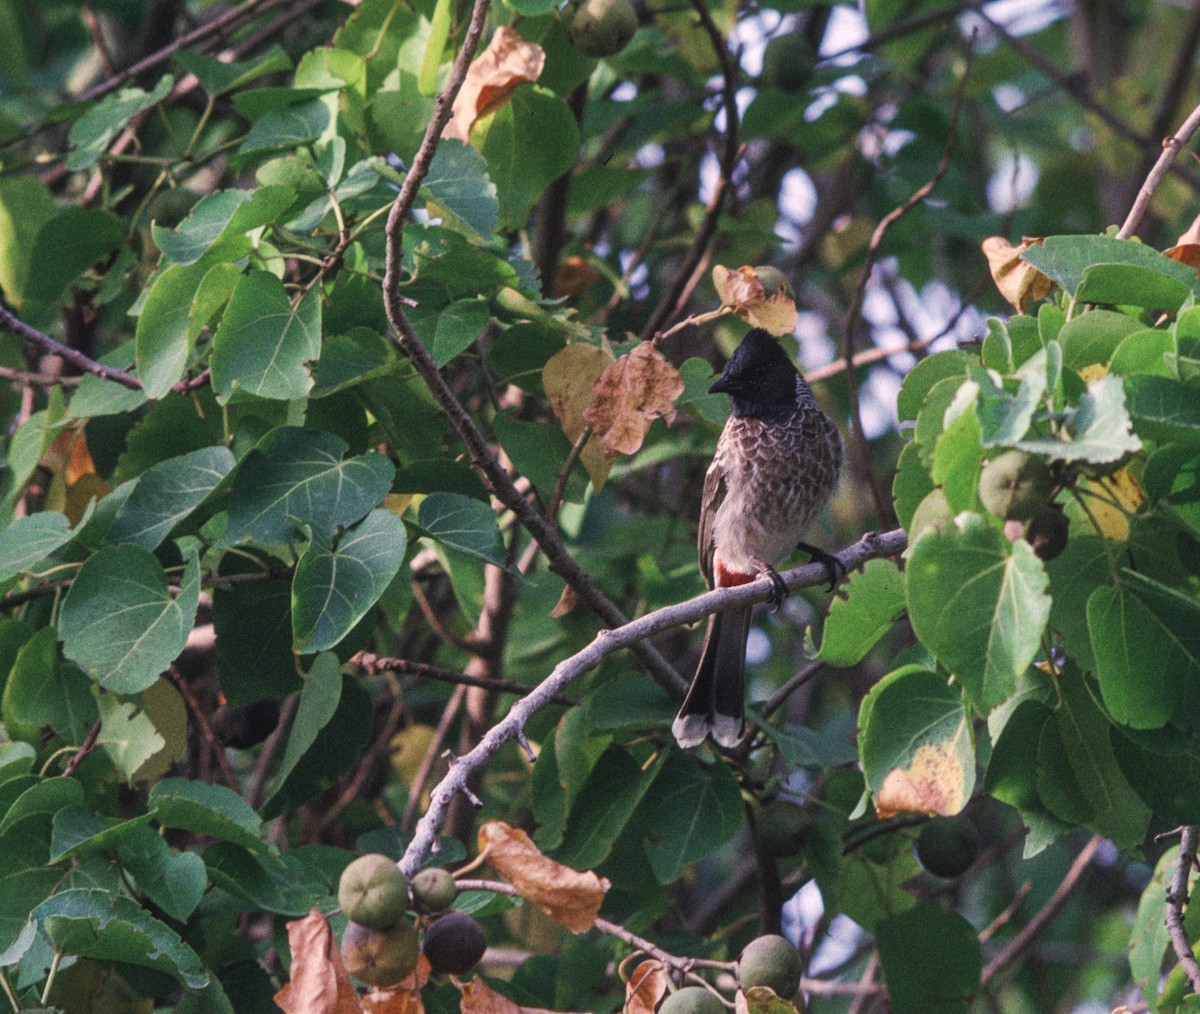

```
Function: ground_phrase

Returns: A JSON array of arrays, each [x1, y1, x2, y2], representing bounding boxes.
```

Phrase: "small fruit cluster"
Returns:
[[337, 854, 487, 987], [564, 0, 637, 57], [659, 934, 802, 1012]]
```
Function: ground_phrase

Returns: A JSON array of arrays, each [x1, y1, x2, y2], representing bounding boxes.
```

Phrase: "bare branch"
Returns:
[[1119, 101, 1200, 240], [1165, 826, 1200, 994], [398, 529, 908, 876], [0, 301, 142, 391], [353, 651, 579, 706]]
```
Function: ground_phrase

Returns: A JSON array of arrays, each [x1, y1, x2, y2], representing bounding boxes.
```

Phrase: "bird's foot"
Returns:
[[762, 567, 789, 612], [798, 541, 845, 592]]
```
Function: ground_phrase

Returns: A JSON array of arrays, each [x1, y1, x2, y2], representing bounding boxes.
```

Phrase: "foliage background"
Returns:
[[0, 0, 1199, 1011]]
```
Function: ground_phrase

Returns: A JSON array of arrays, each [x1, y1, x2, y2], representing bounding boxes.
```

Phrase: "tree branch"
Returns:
[[1118, 99, 1200, 240], [353, 651, 579, 706], [1165, 826, 1200, 994], [398, 529, 908, 875]]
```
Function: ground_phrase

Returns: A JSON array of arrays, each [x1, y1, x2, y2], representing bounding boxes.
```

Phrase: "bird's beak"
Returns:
[[709, 375, 731, 395]]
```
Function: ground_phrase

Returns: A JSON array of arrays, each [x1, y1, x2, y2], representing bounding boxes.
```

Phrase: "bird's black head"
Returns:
[[709, 329, 801, 417]]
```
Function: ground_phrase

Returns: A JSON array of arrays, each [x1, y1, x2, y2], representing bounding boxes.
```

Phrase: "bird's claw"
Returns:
[[797, 541, 845, 592], [765, 569, 788, 612]]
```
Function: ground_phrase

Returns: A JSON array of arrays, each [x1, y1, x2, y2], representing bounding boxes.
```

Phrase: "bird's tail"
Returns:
[[672, 607, 751, 749]]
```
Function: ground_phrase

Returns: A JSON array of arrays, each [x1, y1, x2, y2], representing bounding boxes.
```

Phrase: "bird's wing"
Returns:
[[697, 456, 727, 589]]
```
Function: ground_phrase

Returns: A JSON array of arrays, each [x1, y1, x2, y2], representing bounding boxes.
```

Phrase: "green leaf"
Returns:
[[32, 888, 208, 988], [238, 97, 331, 155], [203, 842, 320, 916], [416, 492, 506, 566], [1021, 234, 1198, 299], [25, 208, 124, 305], [59, 546, 200, 694], [2, 626, 98, 744], [906, 514, 1050, 712], [1126, 374, 1200, 444], [95, 689, 166, 780], [893, 441, 934, 531], [476, 86, 579, 230], [1057, 309, 1144, 369], [0, 812, 51, 878], [1111, 728, 1200, 825], [0, 777, 84, 833], [431, 299, 491, 367], [312, 327, 397, 397], [0, 511, 83, 582], [971, 364, 1045, 447], [583, 674, 676, 734], [0, 868, 58, 958], [1144, 444, 1200, 537], [876, 902, 981, 1013], [0, 175, 56, 307], [1016, 374, 1142, 464], [755, 719, 859, 769], [897, 352, 969, 422], [48, 804, 155, 862], [108, 446, 234, 550], [554, 747, 662, 870], [225, 427, 394, 544], [817, 559, 905, 666], [1129, 847, 1176, 1008], [1087, 587, 1173, 728], [1055, 665, 1150, 848], [152, 186, 297, 266], [1076, 262, 1192, 312], [67, 75, 173, 171], [174, 45, 292, 97], [135, 262, 208, 398], [422, 139, 500, 238], [149, 778, 266, 855], [118, 826, 207, 922], [211, 271, 322, 402], [292, 509, 407, 653], [263, 652, 342, 806], [638, 751, 742, 884], [858, 665, 974, 814], [932, 404, 983, 510]]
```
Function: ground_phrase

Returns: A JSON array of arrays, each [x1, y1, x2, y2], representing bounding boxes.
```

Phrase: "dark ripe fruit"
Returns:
[[759, 34, 817, 92], [411, 867, 457, 913], [421, 911, 487, 975], [909, 488, 953, 538], [978, 450, 1055, 521], [567, 0, 638, 57], [211, 698, 281, 748], [915, 814, 980, 879], [341, 919, 419, 986], [757, 800, 813, 857], [338, 854, 409, 930], [737, 934, 802, 999], [658, 985, 726, 1014], [1026, 503, 1069, 561]]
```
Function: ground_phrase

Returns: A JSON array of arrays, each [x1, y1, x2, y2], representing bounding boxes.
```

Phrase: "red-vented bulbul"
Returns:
[[673, 328, 843, 749]]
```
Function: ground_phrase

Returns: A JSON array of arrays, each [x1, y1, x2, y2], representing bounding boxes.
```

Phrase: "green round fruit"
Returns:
[[1025, 503, 1069, 561], [978, 450, 1054, 521], [338, 854, 409, 930], [341, 919, 419, 986], [412, 867, 457, 913], [760, 34, 816, 92], [737, 934, 802, 999], [422, 911, 488, 975], [757, 800, 813, 857], [915, 815, 980, 879], [909, 488, 953, 538], [567, 0, 638, 57], [658, 985, 726, 1014]]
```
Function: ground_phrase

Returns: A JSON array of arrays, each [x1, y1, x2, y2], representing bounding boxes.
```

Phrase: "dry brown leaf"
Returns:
[[477, 820, 610, 932], [542, 343, 614, 491], [875, 742, 966, 819], [1166, 212, 1200, 270], [444, 27, 546, 143], [711, 265, 798, 335], [459, 976, 582, 1014], [361, 955, 430, 1014], [554, 255, 599, 297], [981, 236, 1053, 313], [274, 910, 364, 1014], [583, 341, 685, 458], [549, 583, 578, 619], [623, 960, 668, 1014]]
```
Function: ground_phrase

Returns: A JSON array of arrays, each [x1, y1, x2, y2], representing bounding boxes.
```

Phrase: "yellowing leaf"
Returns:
[[542, 343, 614, 491], [624, 960, 668, 1014], [875, 741, 966, 819], [1165, 212, 1200, 272], [1077, 469, 1144, 542], [981, 236, 1053, 313], [274, 910, 363, 1014], [444, 27, 546, 144], [362, 955, 430, 1014], [711, 265, 798, 335], [583, 341, 684, 458], [478, 819, 610, 932], [737, 986, 801, 1014], [549, 583, 578, 619]]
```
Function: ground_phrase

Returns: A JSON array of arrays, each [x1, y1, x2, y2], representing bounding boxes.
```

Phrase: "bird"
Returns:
[[672, 328, 843, 749]]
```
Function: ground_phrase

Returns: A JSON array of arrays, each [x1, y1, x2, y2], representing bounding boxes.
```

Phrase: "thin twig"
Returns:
[[352, 651, 579, 706], [164, 664, 238, 792], [761, 658, 823, 720], [1118, 100, 1200, 240], [401, 685, 465, 831], [840, 36, 974, 524], [1165, 826, 1200, 993], [398, 529, 907, 876], [978, 881, 1032, 944], [0, 302, 141, 391], [980, 834, 1103, 985], [62, 718, 103, 778]]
